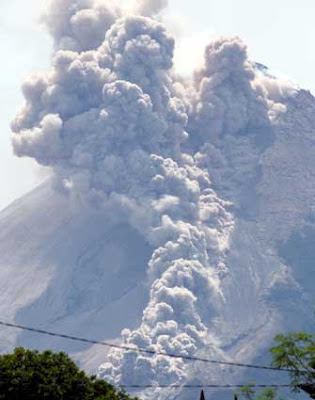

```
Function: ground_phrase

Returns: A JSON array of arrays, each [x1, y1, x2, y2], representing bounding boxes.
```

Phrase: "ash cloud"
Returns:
[[11, 0, 297, 394], [44, 0, 121, 51], [191, 36, 270, 142]]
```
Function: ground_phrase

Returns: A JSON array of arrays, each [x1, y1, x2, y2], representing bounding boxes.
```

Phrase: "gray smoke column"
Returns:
[[43, 0, 121, 51], [191, 36, 270, 142], [11, 0, 298, 396]]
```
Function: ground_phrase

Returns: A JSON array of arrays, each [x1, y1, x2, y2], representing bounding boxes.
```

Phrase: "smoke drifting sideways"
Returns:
[[11, 0, 297, 393], [136, 0, 168, 16]]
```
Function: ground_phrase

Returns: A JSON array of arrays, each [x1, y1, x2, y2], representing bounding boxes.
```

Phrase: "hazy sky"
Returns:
[[1, 0, 315, 211], [0, 0, 51, 210]]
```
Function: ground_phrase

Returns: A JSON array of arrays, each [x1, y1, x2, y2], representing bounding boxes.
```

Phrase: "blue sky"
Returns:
[[1, 0, 315, 210]]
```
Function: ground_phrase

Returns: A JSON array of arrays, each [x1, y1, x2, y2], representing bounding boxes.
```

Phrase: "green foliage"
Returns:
[[236, 331, 315, 400], [0, 347, 137, 400], [235, 383, 283, 400], [235, 382, 256, 400], [271, 332, 315, 398]]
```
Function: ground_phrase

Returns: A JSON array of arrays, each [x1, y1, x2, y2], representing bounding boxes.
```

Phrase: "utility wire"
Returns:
[[120, 384, 295, 389], [0, 320, 294, 372], [0, 381, 296, 389]]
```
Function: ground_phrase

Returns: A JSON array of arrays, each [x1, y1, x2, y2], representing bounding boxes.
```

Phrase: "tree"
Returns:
[[0, 347, 137, 400], [235, 383, 283, 400], [236, 332, 315, 400], [270, 332, 315, 398]]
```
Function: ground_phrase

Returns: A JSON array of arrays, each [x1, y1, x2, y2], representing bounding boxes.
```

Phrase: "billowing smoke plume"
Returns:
[[43, 0, 121, 51], [11, 0, 298, 395], [191, 36, 269, 141]]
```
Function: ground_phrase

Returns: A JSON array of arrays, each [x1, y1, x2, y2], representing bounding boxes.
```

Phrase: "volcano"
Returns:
[[2, 0, 315, 398]]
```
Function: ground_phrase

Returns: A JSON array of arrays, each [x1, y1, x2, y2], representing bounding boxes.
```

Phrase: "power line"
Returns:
[[120, 384, 295, 389], [0, 374, 296, 389], [0, 381, 295, 389], [0, 320, 293, 372]]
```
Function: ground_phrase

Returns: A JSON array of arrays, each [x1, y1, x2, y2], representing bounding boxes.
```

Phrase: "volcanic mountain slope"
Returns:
[[0, 181, 153, 371], [1, 0, 315, 398], [196, 88, 315, 357]]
